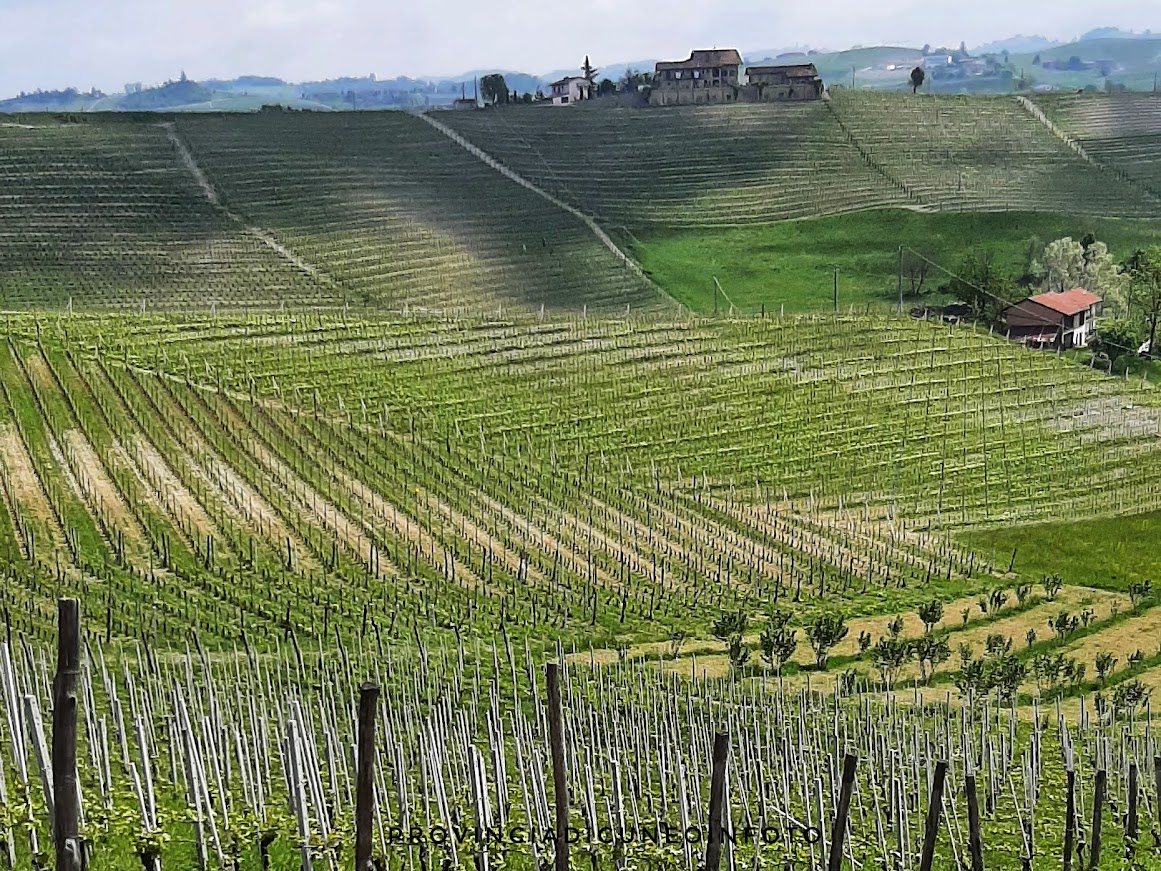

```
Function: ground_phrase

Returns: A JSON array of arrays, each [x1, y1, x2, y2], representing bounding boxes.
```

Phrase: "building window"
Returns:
[[561, 96, 568, 103]]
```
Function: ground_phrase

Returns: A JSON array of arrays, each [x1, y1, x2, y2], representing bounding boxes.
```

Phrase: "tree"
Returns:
[[1095, 651, 1117, 684], [712, 610, 747, 641], [597, 78, 616, 97], [901, 250, 932, 295], [479, 74, 509, 105], [582, 56, 598, 85], [917, 599, 944, 634], [806, 613, 849, 670], [1127, 246, 1161, 355], [1091, 319, 1144, 369], [759, 610, 798, 675], [943, 249, 1015, 319], [871, 636, 912, 686], [725, 634, 750, 673], [913, 635, 951, 684], [1080, 241, 1127, 313], [910, 66, 926, 93], [1043, 574, 1063, 601], [1032, 237, 1085, 293]]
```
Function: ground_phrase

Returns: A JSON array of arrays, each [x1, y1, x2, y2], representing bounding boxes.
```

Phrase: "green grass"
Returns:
[[629, 209, 1161, 314], [961, 510, 1161, 591]]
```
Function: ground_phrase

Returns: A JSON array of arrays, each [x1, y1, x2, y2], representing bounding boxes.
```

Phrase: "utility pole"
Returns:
[[897, 246, 904, 315], [851, 67, 856, 88]]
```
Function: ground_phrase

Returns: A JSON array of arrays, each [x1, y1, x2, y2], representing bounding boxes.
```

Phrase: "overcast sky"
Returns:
[[0, 0, 1157, 95]]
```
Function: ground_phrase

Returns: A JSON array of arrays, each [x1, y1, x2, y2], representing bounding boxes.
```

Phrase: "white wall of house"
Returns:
[[1065, 308, 1096, 347], [548, 78, 591, 105]]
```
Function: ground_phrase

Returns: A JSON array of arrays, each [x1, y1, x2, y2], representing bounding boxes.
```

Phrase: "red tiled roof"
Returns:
[[1027, 288, 1101, 316]]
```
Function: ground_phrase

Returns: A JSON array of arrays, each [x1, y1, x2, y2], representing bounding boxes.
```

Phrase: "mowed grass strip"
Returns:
[[961, 510, 1161, 591], [627, 209, 1161, 314]]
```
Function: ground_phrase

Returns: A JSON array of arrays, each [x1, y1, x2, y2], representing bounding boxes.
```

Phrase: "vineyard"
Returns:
[[1036, 93, 1161, 197], [442, 94, 1161, 227], [4, 96, 1161, 870], [1, 311, 1160, 674]]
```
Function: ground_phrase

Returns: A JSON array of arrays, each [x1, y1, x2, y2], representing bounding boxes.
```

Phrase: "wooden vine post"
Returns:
[[1089, 769, 1107, 871], [918, 761, 947, 871], [355, 682, 380, 871], [964, 761, 984, 871], [1063, 763, 1075, 871], [1128, 761, 1139, 848], [705, 732, 730, 871], [826, 754, 858, 871], [546, 663, 569, 871], [52, 598, 83, 871]]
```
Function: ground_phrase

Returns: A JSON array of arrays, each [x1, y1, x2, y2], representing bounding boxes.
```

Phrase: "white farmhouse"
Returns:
[[547, 76, 593, 105]]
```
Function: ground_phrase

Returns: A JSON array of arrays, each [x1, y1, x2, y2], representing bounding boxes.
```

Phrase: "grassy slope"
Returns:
[[628, 209, 1161, 314], [961, 511, 1161, 591]]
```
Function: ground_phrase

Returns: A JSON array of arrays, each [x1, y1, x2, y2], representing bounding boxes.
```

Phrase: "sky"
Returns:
[[0, 0, 1157, 95]]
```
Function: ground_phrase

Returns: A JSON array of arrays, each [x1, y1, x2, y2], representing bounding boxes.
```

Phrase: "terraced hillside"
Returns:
[[0, 119, 324, 308], [441, 102, 910, 226], [2, 312, 1160, 651], [175, 112, 663, 314], [444, 96, 1161, 226], [1037, 93, 1161, 196], [0, 114, 662, 314], [807, 92, 1158, 216]]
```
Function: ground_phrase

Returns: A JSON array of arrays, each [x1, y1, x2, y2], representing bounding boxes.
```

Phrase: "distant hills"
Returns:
[[3, 27, 1160, 112]]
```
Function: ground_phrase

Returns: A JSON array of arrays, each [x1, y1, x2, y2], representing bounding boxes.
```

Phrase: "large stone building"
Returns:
[[744, 64, 824, 101], [650, 50, 824, 105], [650, 50, 744, 106]]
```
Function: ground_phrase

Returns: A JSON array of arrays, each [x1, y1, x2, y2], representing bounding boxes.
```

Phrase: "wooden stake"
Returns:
[[1089, 769, 1106, 871], [965, 769, 984, 871], [1063, 767, 1075, 871], [706, 732, 730, 871], [1128, 761, 1139, 847], [53, 599, 82, 871], [356, 682, 380, 871], [546, 663, 569, 871], [918, 760, 947, 871], [827, 754, 858, 871]]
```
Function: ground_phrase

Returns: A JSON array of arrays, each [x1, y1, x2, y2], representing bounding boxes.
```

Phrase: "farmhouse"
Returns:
[[744, 64, 824, 100], [547, 76, 593, 106], [649, 50, 744, 106], [1005, 288, 1102, 350]]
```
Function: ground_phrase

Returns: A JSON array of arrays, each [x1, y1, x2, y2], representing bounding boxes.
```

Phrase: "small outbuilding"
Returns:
[[1005, 288, 1102, 350]]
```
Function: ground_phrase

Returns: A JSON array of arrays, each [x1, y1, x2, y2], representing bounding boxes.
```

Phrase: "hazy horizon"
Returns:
[[0, 0, 1157, 95]]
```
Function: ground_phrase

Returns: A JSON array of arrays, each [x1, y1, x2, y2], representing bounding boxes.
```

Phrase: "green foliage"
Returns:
[[806, 613, 849, 670], [712, 610, 748, 641], [725, 633, 751, 673], [916, 599, 943, 633], [912, 634, 951, 684], [870, 635, 912, 686], [1095, 651, 1117, 683], [758, 610, 798, 674], [1091, 318, 1144, 366], [479, 74, 510, 105], [942, 248, 1016, 319]]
